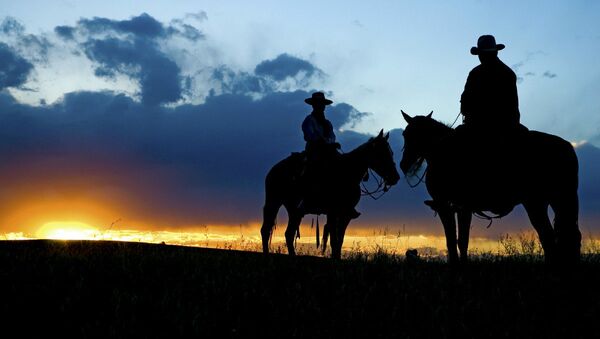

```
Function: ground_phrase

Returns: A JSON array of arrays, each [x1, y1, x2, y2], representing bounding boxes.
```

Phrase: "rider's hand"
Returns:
[[334, 142, 341, 149]]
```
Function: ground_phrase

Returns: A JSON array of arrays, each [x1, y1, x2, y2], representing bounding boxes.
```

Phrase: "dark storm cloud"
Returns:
[[0, 87, 385, 226], [54, 26, 75, 40], [78, 13, 166, 38], [49, 13, 209, 105], [210, 66, 268, 95], [330, 103, 370, 128], [63, 12, 205, 42], [255, 53, 323, 81], [84, 37, 182, 105], [0, 42, 33, 89]]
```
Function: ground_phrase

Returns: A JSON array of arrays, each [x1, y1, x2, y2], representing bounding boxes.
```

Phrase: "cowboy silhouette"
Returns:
[[302, 92, 339, 157], [298, 92, 360, 219], [460, 35, 524, 130], [425, 35, 528, 213]]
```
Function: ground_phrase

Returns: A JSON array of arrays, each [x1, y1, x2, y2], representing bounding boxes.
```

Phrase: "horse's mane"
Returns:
[[425, 116, 455, 133], [344, 135, 378, 156], [405, 116, 454, 178]]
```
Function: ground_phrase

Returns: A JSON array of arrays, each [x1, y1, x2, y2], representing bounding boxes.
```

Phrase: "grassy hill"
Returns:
[[0, 240, 598, 338]]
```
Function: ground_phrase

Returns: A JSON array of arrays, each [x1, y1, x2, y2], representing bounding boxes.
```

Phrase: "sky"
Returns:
[[0, 0, 599, 242]]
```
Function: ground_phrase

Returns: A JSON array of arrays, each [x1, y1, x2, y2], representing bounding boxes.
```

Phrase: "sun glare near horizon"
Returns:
[[36, 221, 100, 240]]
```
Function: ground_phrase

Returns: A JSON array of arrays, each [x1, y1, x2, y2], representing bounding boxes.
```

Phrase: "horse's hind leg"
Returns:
[[321, 222, 330, 255], [551, 192, 581, 263], [438, 205, 459, 264], [285, 212, 302, 256], [261, 202, 280, 254], [330, 216, 351, 260], [523, 202, 556, 262], [457, 209, 472, 262]]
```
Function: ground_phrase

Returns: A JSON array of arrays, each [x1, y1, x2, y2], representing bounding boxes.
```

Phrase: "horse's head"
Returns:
[[365, 129, 400, 187], [399, 110, 439, 176]]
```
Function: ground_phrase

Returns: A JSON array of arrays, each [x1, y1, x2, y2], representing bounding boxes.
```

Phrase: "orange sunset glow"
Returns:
[[36, 221, 100, 240]]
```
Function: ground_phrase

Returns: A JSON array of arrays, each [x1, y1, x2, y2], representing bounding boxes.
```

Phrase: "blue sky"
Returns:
[[0, 1, 599, 237]]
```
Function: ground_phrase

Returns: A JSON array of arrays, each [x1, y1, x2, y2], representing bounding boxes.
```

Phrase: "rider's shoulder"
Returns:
[[303, 114, 316, 122], [302, 114, 315, 125]]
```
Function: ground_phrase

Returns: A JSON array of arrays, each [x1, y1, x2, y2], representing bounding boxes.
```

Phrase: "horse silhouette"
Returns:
[[400, 112, 581, 264], [261, 130, 400, 259]]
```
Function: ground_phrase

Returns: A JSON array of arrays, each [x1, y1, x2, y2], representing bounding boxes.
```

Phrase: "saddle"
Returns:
[[291, 150, 360, 219], [448, 124, 529, 213]]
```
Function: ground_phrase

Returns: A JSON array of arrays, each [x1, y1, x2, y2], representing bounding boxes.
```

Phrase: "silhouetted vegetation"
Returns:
[[1, 240, 598, 338]]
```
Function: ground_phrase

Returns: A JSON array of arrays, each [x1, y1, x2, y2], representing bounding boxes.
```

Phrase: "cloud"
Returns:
[[0, 17, 52, 63], [511, 51, 550, 83], [0, 42, 33, 89], [209, 65, 267, 95], [542, 71, 557, 79], [352, 20, 364, 28], [78, 13, 166, 38], [0, 17, 25, 35], [54, 26, 75, 40], [64, 12, 206, 43], [83, 37, 182, 105], [47, 13, 211, 106], [255, 53, 323, 82], [185, 11, 208, 22]]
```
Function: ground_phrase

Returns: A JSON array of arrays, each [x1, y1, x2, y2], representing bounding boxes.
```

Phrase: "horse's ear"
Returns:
[[401, 110, 413, 123], [378, 129, 384, 138], [426, 111, 433, 119], [384, 132, 390, 140]]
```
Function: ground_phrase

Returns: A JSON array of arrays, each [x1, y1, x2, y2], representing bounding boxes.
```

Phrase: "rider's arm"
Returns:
[[460, 69, 480, 121]]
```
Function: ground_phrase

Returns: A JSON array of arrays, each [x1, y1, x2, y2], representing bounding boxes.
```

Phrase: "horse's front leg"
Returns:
[[332, 215, 351, 260], [437, 204, 459, 264], [457, 209, 472, 262]]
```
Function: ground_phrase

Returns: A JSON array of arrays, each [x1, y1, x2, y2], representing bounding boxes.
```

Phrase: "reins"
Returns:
[[406, 165, 428, 188], [450, 111, 462, 128], [341, 144, 391, 201], [360, 168, 390, 200], [473, 210, 511, 228]]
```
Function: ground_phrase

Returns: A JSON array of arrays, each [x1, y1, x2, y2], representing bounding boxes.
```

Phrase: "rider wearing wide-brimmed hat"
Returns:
[[299, 92, 360, 219], [302, 91, 337, 153], [460, 35, 521, 129]]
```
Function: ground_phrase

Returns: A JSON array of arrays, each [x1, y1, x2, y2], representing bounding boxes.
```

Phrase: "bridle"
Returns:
[[360, 141, 395, 200], [360, 168, 390, 200]]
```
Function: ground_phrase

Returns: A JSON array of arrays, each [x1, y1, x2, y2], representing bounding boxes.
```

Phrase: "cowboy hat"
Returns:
[[304, 92, 333, 105], [470, 35, 505, 55]]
